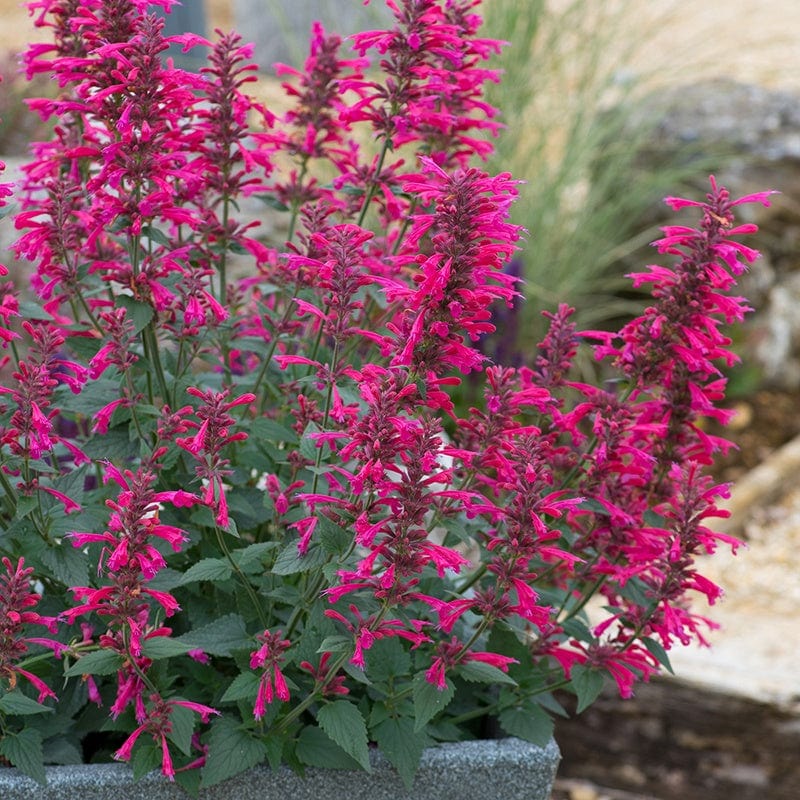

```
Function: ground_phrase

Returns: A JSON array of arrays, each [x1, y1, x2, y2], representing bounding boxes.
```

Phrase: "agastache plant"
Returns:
[[0, 0, 773, 790]]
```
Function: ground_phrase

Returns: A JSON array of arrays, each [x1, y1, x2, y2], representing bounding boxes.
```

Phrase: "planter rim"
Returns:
[[0, 736, 561, 800]]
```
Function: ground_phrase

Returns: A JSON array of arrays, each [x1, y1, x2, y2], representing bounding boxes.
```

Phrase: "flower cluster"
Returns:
[[0, 0, 770, 790]]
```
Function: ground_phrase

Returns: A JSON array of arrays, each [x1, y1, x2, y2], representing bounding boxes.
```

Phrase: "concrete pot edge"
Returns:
[[0, 736, 561, 800]]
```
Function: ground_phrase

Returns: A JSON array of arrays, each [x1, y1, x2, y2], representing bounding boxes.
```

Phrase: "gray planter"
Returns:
[[0, 737, 560, 800]]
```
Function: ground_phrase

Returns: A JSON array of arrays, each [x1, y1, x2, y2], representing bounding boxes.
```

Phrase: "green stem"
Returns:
[[214, 525, 269, 631], [276, 603, 392, 734], [0, 468, 18, 518], [356, 137, 392, 228], [141, 323, 171, 406]]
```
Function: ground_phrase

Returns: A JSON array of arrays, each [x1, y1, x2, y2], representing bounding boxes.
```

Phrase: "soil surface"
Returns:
[[551, 680, 800, 800]]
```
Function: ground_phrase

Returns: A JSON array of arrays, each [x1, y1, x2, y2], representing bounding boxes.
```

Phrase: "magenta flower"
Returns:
[[325, 605, 429, 669], [0, 557, 60, 703], [113, 694, 218, 781], [425, 636, 517, 690], [249, 630, 291, 719]]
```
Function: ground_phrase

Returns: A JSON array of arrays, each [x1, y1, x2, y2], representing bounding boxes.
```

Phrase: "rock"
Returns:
[[233, 0, 391, 68], [643, 79, 800, 162]]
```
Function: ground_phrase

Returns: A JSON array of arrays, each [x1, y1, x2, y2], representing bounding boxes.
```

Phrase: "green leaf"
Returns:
[[0, 728, 46, 785], [412, 672, 454, 732], [457, 660, 518, 686], [15, 495, 38, 519], [17, 300, 54, 322], [572, 664, 605, 713], [65, 649, 124, 677], [166, 702, 195, 756], [81, 427, 140, 461], [0, 691, 54, 716], [373, 716, 430, 788], [220, 672, 259, 703], [498, 704, 554, 747], [141, 224, 171, 247], [256, 193, 290, 212], [560, 617, 594, 643], [365, 637, 410, 684], [175, 614, 250, 657], [141, 637, 191, 660], [116, 295, 154, 334], [38, 542, 89, 588], [232, 542, 278, 571], [299, 422, 320, 462], [249, 417, 298, 445], [264, 733, 285, 771], [202, 716, 267, 789], [271, 542, 329, 575], [131, 739, 161, 781], [316, 635, 352, 654], [317, 701, 370, 771], [642, 636, 674, 674], [317, 517, 351, 555], [295, 725, 362, 770], [42, 737, 82, 766], [178, 557, 232, 585]]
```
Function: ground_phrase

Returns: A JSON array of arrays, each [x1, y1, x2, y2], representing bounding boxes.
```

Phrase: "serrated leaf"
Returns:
[[116, 295, 154, 334], [178, 557, 232, 585], [373, 716, 430, 788], [295, 725, 362, 770], [65, 649, 124, 677], [0, 691, 54, 716], [317, 701, 370, 771], [0, 728, 46, 785], [38, 544, 89, 589], [271, 542, 328, 575], [317, 517, 351, 555], [365, 637, 410, 684], [175, 613, 249, 657], [498, 704, 554, 747], [141, 637, 191, 660], [201, 716, 267, 788], [412, 672, 454, 732], [131, 739, 161, 781], [220, 672, 259, 703], [457, 660, 518, 686], [264, 733, 284, 771], [572, 664, 605, 713], [15, 495, 38, 519], [232, 542, 278, 571]]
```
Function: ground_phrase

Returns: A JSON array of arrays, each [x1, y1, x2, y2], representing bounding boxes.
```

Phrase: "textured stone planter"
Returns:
[[0, 737, 560, 800]]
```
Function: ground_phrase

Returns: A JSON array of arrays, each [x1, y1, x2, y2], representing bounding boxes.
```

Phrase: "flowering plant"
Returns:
[[0, 0, 773, 792]]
